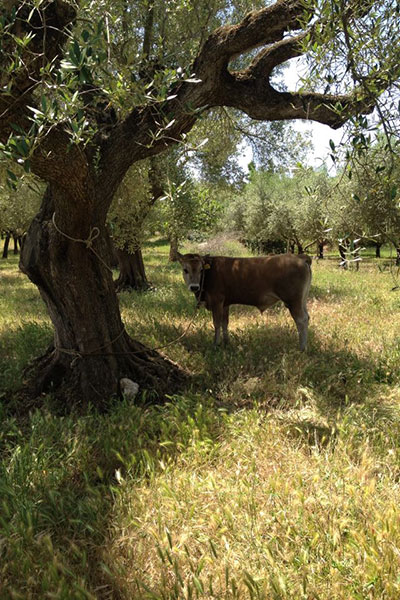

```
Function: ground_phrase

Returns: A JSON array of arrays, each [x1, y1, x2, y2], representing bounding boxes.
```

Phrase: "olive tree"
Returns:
[[108, 159, 154, 291], [346, 137, 400, 260], [0, 170, 42, 257], [1, 0, 399, 404]]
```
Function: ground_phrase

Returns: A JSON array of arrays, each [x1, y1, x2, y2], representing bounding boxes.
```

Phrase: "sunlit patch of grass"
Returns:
[[0, 253, 52, 392], [105, 400, 400, 599], [183, 233, 249, 257]]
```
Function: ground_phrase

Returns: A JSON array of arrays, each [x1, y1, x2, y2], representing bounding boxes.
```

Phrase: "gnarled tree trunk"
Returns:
[[20, 186, 186, 406], [114, 245, 150, 292]]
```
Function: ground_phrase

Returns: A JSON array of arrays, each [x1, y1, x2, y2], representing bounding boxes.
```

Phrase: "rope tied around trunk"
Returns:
[[51, 212, 113, 273], [51, 216, 206, 366], [56, 325, 128, 367], [56, 308, 199, 368]]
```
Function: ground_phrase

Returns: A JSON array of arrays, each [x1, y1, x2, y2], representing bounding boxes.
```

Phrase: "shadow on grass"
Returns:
[[122, 305, 384, 410], [0, 321, 53, 395], [0, 270, 48, 319], [309, 283, 355, 302], [0, 399, 150, 598], [3, 307, 398, 598]]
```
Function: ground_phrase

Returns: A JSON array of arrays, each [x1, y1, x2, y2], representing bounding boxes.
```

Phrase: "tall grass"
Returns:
[[1, 239, 400, 598]]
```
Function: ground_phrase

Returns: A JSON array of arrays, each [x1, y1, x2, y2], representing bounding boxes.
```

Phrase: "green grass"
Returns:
[[1, 239, 400, 598]]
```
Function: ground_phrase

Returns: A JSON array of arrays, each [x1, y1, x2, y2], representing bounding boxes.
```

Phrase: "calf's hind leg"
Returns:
[[288, 302, 309, 351]]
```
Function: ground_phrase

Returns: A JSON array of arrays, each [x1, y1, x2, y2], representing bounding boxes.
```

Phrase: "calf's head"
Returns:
[[177, 252, 206, 293]]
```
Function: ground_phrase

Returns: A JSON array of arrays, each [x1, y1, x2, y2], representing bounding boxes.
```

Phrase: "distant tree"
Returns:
[[229, 167, 334, 255], [289, 167, 334, 258], [345, 138, 400, 262], [108, 156, 168, 291], [159, 176, 197, 261], [0, 171, 42, 258], [108, 161, 152, 291]]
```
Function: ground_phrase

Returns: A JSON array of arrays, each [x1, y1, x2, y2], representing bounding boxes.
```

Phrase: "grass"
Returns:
[[1, 238, 400, 598]]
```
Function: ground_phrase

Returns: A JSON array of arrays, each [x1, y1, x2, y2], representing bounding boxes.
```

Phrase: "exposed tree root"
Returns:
[[17, 338, 190, 414]]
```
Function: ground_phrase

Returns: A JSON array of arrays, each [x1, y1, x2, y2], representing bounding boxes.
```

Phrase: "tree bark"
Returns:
[[375, 242, 381, 258], [114, 246, 150, 292], [19, 187, 186, 407], [318, 241, 324, 259], [169, 236, 179, 262], [13, 234, 19, 255], [2, 233, 10, 259]]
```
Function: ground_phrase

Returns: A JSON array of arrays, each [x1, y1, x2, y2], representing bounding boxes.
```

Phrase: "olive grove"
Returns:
[[1, 0, 399, 405]]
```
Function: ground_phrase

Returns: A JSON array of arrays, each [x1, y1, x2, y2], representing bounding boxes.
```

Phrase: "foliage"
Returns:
[[225, 166, 335, 253], [345, 136, 400, 249], [1, 0, 399, 177], [0, 169, 42, 235], [108, 161, 152, 253]]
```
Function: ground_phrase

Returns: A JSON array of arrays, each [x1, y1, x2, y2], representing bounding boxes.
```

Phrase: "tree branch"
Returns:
[[97, 0, 385, 205], [245, 30, 309, 80], [195, 0, 308, 66]]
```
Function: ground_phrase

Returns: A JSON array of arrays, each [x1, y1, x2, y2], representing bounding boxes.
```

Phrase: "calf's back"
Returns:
[[203, 254, 311, 309]]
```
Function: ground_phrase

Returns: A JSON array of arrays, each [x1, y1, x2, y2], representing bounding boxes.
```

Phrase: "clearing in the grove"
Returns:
[[1, 238, 400, 599]]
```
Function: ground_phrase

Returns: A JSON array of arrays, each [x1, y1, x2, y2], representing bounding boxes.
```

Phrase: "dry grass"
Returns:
[[1, 240, 400, 599]]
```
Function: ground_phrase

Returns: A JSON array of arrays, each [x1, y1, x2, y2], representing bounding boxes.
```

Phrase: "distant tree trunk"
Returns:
[[113, 156, 164, 291], [288, 240, 295, 254], [2, 232, 21, 257], [396, 246, 400, 266], [2, 233, 10, 258], [297, 241, 304, 254], [169, 235, 179, 261], [339, 241, 348, 269], [114, 245, 150, 292], [318, 240, 324, 259], [13, 234, 19, 255], [375, 242, 382, 258], [109, 242, 119, 268]]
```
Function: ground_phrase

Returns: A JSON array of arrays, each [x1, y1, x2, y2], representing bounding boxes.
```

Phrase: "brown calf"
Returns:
[[177, 252, 312, 351]]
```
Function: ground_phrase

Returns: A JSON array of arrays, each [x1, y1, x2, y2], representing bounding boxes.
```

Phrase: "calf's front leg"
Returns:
[[211, 302, 225, 345]]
